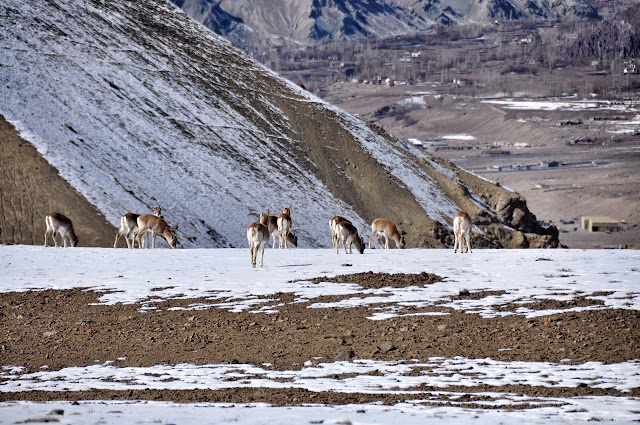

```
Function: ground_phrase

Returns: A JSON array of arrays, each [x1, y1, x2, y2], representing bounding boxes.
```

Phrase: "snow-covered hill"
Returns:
[[0, 0, 557, 249]]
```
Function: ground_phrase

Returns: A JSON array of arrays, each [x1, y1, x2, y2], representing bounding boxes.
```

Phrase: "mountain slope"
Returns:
[[568, 3, 640, 61], [0, 116, 116, 247], [172, 0, 598, 48], [0, 0, 558, 249]]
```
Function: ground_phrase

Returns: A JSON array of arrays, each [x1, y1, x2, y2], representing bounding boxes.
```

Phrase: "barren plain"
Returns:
[[321, 76, 640, 249]]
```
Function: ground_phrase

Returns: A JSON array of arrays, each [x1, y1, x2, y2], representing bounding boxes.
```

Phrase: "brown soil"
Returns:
[[0, 116, 116, 247], [1, 272, 638, 406]]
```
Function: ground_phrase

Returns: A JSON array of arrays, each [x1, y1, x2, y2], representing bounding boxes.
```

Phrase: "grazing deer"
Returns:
[[335, 221, 365, 254], [247, 214, 270, 267], [453, 211, 472, 253], [113, 206, 163, 248], [286, 231, 298, 248], [134, 214, 177, 249], [369, 218, 406, 249], [329, 216, 351, 249], [277, 206, 292, 249], [44, 212, 79, 247]]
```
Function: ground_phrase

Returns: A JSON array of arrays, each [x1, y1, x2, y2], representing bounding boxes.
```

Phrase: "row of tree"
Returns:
[[249, 4, 640, 98]]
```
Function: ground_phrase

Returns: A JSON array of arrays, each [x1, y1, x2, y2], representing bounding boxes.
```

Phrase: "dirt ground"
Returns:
[[0, 116, 116, 247], [1, 272, 638, 406]]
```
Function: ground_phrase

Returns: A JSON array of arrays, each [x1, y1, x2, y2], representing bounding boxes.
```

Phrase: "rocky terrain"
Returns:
[[2, 276, 638, 405]]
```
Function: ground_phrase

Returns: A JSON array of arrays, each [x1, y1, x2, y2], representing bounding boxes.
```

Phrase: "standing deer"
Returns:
[[264, 210, 280, 249], [329, 216, 351, 249], [113, 206, 163, 248], [369, 218, 406, 249], [134, 214, 177, 249], [277, 206, 292, 249], [247, 213, 270, 267], [335, 221, 365, 254], [44, 212, 79, 247], [453, 211, 472, 253]]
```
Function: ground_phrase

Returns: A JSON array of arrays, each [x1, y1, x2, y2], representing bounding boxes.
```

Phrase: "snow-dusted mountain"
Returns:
[[172, 0, 598, 47], [401, 0, 598, 26], [0, 0, 558, 249]]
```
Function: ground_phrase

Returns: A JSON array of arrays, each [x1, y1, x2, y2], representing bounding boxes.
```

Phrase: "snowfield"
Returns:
[[1, 245, 639, 423]]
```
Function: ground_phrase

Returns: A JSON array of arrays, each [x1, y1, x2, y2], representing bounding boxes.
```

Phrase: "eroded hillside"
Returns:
[[0, 0, 558, 248]]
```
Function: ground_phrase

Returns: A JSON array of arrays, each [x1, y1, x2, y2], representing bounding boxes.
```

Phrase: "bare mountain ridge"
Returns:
[[1, 0, 558, 249], [568, 3, 640, 61], [173, 0, 598, 48]]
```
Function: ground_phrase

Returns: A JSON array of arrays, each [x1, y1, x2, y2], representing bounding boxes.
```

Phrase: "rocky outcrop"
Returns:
[[415, 156, 561, 249], [569, 4, 640, 61]]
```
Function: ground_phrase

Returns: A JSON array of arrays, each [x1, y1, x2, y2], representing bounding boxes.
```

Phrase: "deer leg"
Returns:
[[134, 230, 144, 249], [126, 230, 134, 248]]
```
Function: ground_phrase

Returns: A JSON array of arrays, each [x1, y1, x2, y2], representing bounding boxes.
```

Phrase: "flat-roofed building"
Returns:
[[581, 216, 619, 232]]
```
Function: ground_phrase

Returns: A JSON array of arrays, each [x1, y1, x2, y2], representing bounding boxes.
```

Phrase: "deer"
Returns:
[[44, 212, 79, 247], [134, 213, 177, 249], [285, 231, 298, 248], [113, 206, 163, 248], [329, 216, 351, 249], [453, 211, 472, 253], [247, 213, 270, 267], [335, 221, 365, 254], [277, 206, 292, 249], [369, 218, 406, 249], [263, 211, 280, 249]]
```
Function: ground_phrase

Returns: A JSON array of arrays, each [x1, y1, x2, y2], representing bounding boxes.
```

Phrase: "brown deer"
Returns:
[[113, 206, 163, 248], [263, 211, 280, 249], [329, 215, 351, 249], [369, 218, 406, 249], [285, 232, 298, 248], [134, 214, 177, 249], [277, 206, 292, 249], [453, 211, 472, 253], [44, 212, 79, 247], [335, 221, 365, 254], [247, 213, 270, 267]]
